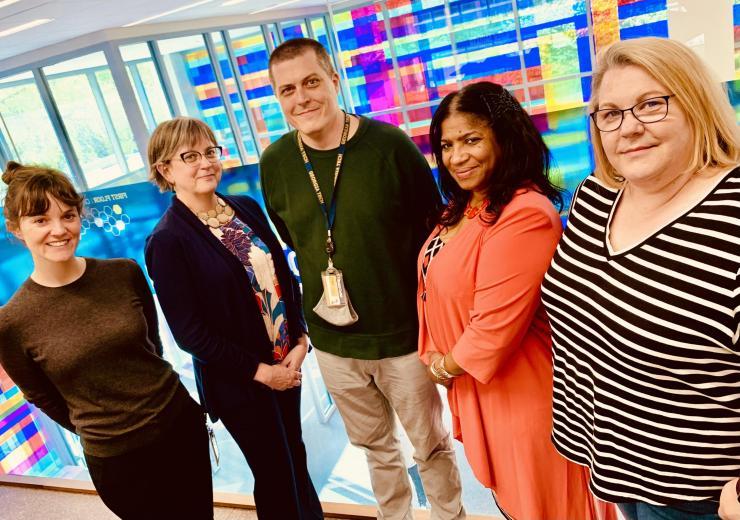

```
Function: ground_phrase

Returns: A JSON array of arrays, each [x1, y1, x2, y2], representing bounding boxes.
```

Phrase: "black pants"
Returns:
[[85, 398, 213, 520], [218, 384, 324, 520]]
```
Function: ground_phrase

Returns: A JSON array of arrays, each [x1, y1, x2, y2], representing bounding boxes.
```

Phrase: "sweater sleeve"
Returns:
[[260, 155, 297, 251], [0, 320, 75, 432], [397, 134, 443, 250], [145, 231, 262, 380], [451, 204, 561, 384], [128, 260, 164, 357]]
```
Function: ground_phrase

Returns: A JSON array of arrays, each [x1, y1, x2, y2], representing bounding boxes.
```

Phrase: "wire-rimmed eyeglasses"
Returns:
[[169, 146, 223, 165], [590, 95, 674, 132]]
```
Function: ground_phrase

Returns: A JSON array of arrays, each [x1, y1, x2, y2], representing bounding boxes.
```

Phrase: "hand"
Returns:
[[719, 478, 740, 520], [427, 352, 452, 388], [280, 333, 309, 371], [254, 363, 302, 391]]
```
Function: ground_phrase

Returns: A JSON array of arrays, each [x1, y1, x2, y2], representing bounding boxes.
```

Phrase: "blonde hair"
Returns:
[[589, 37, 739, 186], [147, 117, 218, 192]]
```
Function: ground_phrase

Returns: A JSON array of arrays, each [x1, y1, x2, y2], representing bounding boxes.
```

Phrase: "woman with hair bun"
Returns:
[[0, 162, 213, 520]]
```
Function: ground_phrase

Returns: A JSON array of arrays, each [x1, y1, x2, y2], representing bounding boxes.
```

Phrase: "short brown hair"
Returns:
[[2, 161, 84, 232], [268, 38, 335, 85], [147, 117, 218, 192], [589, 37, 740, 186]]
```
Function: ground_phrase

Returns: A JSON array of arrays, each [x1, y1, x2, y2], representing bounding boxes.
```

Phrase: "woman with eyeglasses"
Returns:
[[144, 117, 323, 520], [541, 38, 740, 520]]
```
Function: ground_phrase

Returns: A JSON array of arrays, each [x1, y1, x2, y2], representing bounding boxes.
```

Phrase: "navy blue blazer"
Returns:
[[144, 194, 306, 419]]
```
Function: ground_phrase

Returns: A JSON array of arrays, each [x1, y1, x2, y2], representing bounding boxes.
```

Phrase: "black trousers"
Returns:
[[218, 384, 324, 520], [85, 398, 213, 520]]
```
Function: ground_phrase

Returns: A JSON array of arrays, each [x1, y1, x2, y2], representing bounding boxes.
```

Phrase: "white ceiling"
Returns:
[[0, 0, 342, 65]]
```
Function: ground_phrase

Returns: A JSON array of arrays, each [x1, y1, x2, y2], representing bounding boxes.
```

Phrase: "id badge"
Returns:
[[321, 266, 347, 307]]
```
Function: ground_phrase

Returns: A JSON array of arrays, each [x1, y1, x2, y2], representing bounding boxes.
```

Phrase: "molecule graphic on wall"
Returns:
[[80, 204, 131, 237]]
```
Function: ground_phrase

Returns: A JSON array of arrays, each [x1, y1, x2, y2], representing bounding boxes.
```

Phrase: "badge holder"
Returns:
[[312, 237, 358, 326], [301, 112, 358, 326]]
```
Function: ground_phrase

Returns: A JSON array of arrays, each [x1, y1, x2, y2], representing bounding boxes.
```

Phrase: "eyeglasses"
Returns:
[[170, 146, 223, 165], [590, 95, 674, 132]]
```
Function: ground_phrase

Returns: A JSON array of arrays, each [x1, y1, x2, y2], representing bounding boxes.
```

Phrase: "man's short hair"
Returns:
[[268, 38, 336, 84]]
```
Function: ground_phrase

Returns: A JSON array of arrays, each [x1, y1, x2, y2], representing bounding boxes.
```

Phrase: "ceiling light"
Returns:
[[0, 0, 22, 9], [249, 0, 302, 15], [0, 18, 52, 38], [124, 0, 216, 27], [221, 0, 248, 5]]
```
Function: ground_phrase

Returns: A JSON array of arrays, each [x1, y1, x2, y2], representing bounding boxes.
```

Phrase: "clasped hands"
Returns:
[[253, 333, 309, 391], [427, 351, 465, 388]]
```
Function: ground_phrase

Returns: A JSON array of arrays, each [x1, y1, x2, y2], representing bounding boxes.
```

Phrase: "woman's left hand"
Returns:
[[719, 478, 740, 519], [281, 333, 309, 371], [427, 352, 452, 388]]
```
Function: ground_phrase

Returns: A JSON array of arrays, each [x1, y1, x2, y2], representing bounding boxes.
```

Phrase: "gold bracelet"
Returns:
[[429, 357, 449, 381], [430, 356, 456, 381]]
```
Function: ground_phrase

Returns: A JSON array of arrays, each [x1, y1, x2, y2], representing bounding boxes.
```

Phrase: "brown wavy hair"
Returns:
[[2, 161, 83, 232]]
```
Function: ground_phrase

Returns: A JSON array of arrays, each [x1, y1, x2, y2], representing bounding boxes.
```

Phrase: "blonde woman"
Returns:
[[144, 117, 322, 520], [542, 38, 740, 520]]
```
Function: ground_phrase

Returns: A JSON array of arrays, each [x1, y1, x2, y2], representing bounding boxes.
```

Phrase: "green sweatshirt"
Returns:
[[260, 116, 441, 359]]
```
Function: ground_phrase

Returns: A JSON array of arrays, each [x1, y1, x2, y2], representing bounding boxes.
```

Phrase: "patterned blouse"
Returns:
[[210, 215, 290, 361], [420, 231, 445, 301]]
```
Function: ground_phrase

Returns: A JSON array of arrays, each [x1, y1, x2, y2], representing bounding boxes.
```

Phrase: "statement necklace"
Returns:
[[197, 197, 234, 228], [463, 199, 488, 219]]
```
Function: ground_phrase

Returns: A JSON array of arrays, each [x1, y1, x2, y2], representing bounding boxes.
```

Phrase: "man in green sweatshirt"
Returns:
[[260, 38, 465, 520]]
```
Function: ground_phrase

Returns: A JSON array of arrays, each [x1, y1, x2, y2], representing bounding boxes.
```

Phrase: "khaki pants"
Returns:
[[314, 349, 465, 520]]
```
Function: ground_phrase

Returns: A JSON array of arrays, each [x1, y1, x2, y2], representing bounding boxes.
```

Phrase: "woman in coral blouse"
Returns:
[[418, 81, 614, 520]]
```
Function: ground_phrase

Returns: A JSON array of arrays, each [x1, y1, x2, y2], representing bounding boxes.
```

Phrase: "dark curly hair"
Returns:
[[429, 81, 563, 227]]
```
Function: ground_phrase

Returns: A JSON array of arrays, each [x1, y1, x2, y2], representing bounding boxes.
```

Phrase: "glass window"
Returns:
[[157, 35, 242, 169], [616, 0, 668, 41], [385, 0, 458, 105], [333, 4, 402, 114], [309, 16, 348, 111], [120, 43, 173, 132], [44, 53, 145, 189], [227, 26, 289, 152], [310, 16, 333, 51], [210, 32, 260, 164], [533, 103, 593, 203], [280, 19, 308, 40], [448, 0, 523, 88], [517, 0, 591, 85], [735, 0, 740, 76], [0, 72, 72, 182], [407, 102, 439, 161], [265, 24, 281, 49]]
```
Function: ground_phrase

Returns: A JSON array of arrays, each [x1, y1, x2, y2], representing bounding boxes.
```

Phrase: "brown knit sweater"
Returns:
[[0, 258, 192, 457]]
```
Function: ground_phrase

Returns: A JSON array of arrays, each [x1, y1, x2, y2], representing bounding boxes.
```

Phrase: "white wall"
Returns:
[[667, 0, 735, 82]]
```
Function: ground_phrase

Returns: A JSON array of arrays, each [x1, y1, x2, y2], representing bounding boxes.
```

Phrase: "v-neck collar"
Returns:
[[604, 166, 739, 258]]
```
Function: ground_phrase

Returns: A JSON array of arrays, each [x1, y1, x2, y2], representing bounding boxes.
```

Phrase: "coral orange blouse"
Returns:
[[417, 190, 614, 520]]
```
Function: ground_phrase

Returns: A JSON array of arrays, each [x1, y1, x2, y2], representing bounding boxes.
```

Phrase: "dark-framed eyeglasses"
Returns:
[[590, 95, 674, 132], [170, 146, 223, 165]]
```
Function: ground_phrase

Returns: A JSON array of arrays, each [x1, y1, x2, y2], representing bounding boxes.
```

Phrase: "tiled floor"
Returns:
[[0, 485, 264, 519], [0, 483, 500, 519]]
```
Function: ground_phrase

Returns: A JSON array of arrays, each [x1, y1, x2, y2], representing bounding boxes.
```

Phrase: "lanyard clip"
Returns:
[[326, 231, 335, 257]]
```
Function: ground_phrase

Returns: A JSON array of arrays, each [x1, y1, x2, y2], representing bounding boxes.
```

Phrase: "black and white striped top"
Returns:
[[542, 168, 740, 505]]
